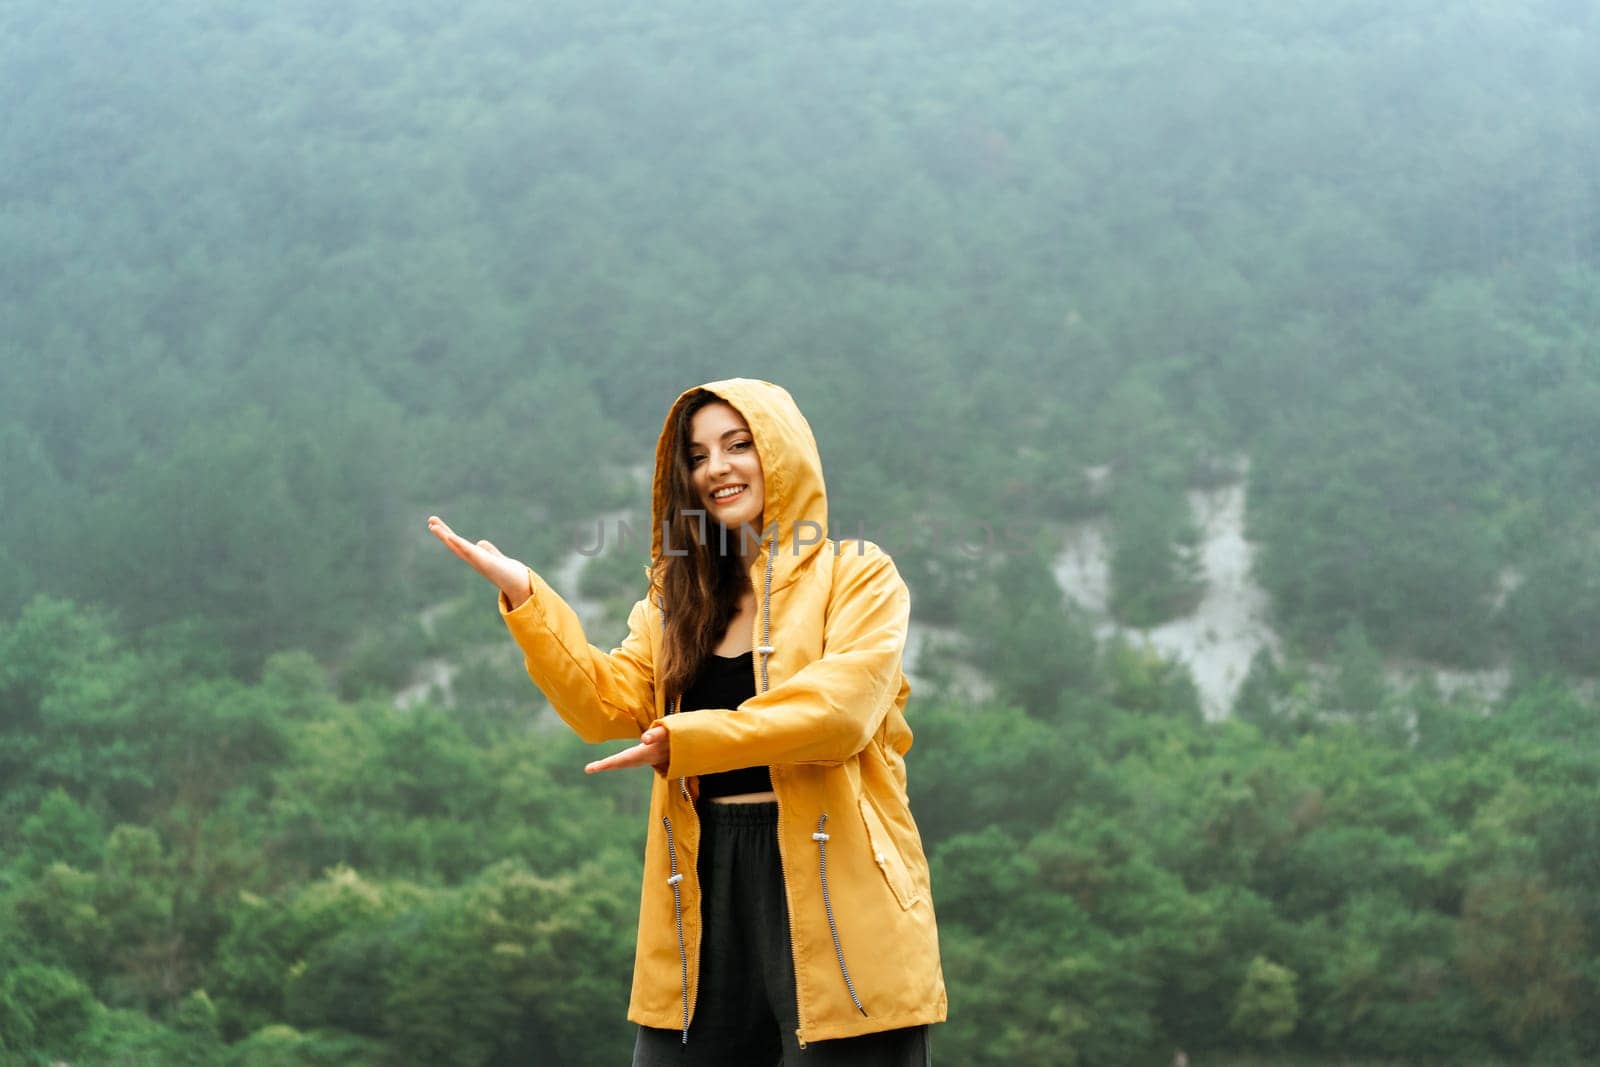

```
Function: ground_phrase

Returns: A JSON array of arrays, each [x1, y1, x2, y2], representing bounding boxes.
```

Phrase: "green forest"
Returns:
[[2, 0, 1597, 1063]]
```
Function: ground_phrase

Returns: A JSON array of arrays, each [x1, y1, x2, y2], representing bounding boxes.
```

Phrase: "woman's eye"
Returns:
[[690, 441, 749, 466]]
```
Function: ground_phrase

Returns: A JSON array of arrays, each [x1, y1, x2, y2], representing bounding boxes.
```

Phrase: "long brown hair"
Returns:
[[656, 389, 754, 703]]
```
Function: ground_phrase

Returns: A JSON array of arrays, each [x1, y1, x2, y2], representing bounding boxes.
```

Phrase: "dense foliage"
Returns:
[[2, 594, 1596, 1064]]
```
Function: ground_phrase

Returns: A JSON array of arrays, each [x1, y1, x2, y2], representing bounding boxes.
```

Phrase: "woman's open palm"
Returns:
[[426, 515, 529, 605]]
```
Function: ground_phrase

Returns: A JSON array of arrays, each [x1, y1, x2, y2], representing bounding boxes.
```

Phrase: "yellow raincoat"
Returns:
[[497, 378, 947, 1047]]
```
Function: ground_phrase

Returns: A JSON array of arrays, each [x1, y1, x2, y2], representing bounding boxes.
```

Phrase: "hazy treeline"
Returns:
[[2, 0, 1598, 1063], [3, 0, 1598, 674]]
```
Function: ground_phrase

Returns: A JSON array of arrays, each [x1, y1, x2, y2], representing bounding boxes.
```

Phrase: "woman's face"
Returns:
[[688, 401, 765, 533]]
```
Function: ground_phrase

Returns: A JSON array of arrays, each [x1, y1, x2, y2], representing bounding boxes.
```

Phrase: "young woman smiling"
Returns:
[[428, 378, 945, 1064]]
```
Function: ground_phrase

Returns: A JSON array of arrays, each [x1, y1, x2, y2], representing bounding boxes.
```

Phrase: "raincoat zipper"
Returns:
[[670, 695, 697, 1043], [661, 812, 690, 1045], [658, 597, 699, 1043]]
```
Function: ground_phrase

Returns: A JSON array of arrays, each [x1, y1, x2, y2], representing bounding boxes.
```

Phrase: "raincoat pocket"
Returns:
[[857, 795, 921, 910]]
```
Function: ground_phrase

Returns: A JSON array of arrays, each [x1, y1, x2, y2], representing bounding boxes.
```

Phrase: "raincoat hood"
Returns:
[[649, 378, 828, 595]]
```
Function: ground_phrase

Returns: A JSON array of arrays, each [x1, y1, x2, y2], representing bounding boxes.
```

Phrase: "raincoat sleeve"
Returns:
[[652, 544, 909, 777], [498, 566, 657, 743]]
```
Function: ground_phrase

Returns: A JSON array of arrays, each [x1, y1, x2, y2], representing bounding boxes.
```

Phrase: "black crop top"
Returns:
[[677, 650, 773, 799]]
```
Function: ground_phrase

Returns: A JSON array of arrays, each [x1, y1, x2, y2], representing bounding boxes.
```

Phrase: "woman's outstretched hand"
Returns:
[[432, 513, 667, 777], [586, 726, 671, 778], [426, 515, 532, 607]]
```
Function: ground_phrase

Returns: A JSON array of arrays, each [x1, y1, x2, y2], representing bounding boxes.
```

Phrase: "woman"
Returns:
[[428, 378, 945, 1064]]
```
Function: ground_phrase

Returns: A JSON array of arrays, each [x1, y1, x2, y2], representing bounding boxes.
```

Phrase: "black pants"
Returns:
[[631, 800, 932, 1066]]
